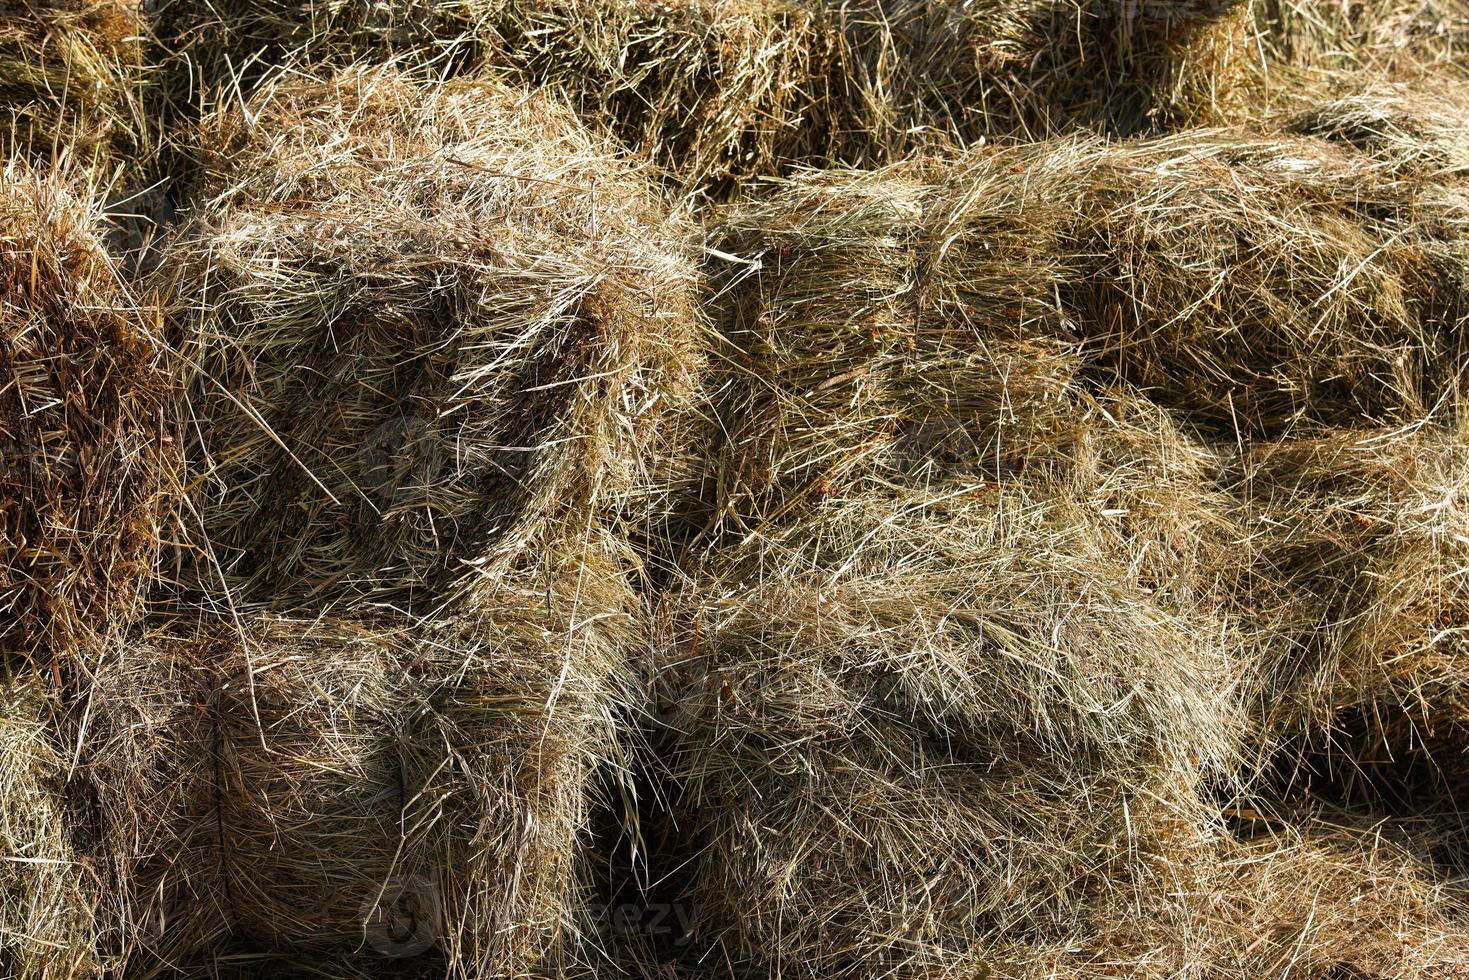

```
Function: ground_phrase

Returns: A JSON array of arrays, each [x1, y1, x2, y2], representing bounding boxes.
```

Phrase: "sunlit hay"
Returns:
[[164, 65, 701, 611], [478, 0, 839, 199], [697, 145, 1088, 540], [0, 163, 176, 664], [0, 1, 148, 174], [1237, 423, 1469, 788], [661, 486, 1235, 978], [0, 678, 98, 980], [1281, 81, 1469, 178], [833, 0, 1253, 157], [82, 543, 635, 977], [1251, 0, 1469, 76], [1073, 132, 1467, 435]]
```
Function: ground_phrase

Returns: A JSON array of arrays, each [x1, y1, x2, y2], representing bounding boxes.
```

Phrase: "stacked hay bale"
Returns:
[[0, 677, 98, 980], [835, 0, 1255, 155], [660, 486, 1240, 979], [0, 163, 175, 664], [1252, 0, 1469, 76], [1070, 130, 1468, 435], [163, 65, 700, 610], [83, 544, 634, 976], [0, 1, 148, 173], [1239, 423, 1469, 804]]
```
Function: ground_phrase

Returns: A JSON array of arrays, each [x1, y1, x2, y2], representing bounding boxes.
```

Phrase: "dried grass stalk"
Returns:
[[83, 540, 635, 978], [165, 65, 700, 610], [0, 677, 98, 980], [0, 0, 148, 173], [660, 485, 1239, 978], [0, 163, 175, 662]]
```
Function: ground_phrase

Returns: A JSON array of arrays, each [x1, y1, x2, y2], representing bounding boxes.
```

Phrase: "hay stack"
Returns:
[[1072, 132, 1468, 434], [0, 164, 175, 662], [661, 486, 1239, 978], [0, 678, 98, 980], [84, 544, 634, 976], [1239, 423, 1469, 797], [834, 0, 1254, 154], [167, 66, 700, 610], [0, 1, 147, 172]]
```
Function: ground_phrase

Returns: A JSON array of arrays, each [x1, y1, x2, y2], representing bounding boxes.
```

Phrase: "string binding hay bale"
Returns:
[[81, 534, 636, 978], [164, 64, 701, 611], [0, 162, 175, 664]]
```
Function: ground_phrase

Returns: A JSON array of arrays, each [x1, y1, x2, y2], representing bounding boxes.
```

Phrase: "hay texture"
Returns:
[[0, 1, 147, 172], [660, 485, 1239, 979], [0, 678, 98, 980], [1072, 131, 1468, 434], [833, 0, 1253, 156], [168, 66, 700, 610], [1253, 0, 1469, 75], [1238, 423, 1469, 802], [82, 543, 634, 977], [0, 164, 175, 662]]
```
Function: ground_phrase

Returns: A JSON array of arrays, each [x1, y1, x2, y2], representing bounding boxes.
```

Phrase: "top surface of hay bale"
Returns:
[[169, 65, 701, 610], [0, 163, 175, 661]]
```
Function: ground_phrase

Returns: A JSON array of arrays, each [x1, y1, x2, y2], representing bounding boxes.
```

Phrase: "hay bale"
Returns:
[[1282, 81, 1469, 177], [1239, 423, 1469, 786], [478, 0, 839, 198], [0, 0, 147, 173], [1072, 132, 1468, 434], [83, 541, 634, 976], [0, 164, 175, 662], [166, 65, 700, 610], [834, 0, 1254, 153], [660, 485, 1239, 978], [0, 678, 98, 980], [1252, 0, 1469, 75]]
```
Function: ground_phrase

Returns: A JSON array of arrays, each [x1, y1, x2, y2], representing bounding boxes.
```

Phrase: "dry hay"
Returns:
[[832, 0, 1254, 155], [1237, 422, 1469, 805], [80, 539, 635, 977], [693, 147, 1082, 537], [0, 677, 98, 980], [1072, 130, 1469, 434], [1252, 0, 1469, 76], [1281, 80, 1469, 177], [657, 484, 1240, 979], [165, 65, 700, 611], [0, 1, 148, 173], [0, 163, 176, 663], [477, 0, 838, 198]]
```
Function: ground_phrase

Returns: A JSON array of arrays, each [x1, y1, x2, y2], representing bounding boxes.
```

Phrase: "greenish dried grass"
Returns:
[[164, 65, 701, 611]]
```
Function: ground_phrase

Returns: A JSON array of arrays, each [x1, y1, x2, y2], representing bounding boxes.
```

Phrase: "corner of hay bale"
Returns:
[[0, 161, 176, 663], [0, 675, 99, 980], [81, 548, 637, 977], [0, 0, 149, 175], [164, 64, 702, 610]]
